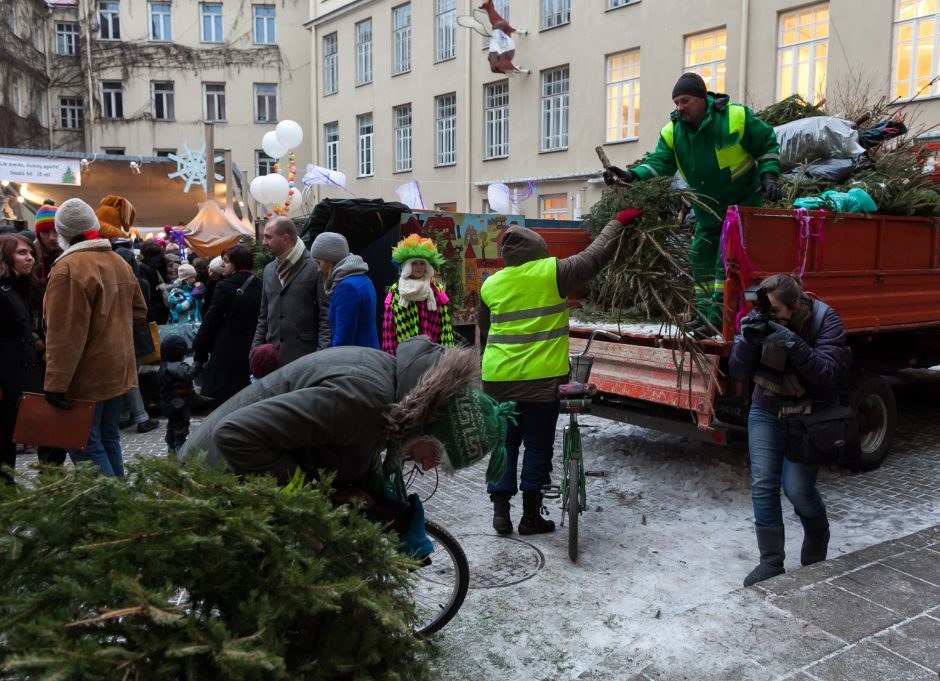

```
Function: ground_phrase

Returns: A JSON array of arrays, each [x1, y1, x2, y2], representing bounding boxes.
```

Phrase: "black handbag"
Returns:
[[781, 404, 860, 466]]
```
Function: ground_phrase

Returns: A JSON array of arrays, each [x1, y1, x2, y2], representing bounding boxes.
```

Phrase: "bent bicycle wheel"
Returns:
[[567, 456, 580, 562], [409, 520, 470, 637]]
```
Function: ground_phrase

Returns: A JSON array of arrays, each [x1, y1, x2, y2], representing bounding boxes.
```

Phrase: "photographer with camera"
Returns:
[[728, 274, 850, 586]]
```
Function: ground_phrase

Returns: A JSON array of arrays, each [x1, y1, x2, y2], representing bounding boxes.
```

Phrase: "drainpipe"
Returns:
[[81, 0, 96, 152], [464, 11, 472, 212], [738, 0, 750, 102], [44, 6, 53, 149]]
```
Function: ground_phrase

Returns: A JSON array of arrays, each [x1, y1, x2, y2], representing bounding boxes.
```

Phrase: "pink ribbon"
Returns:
[[720, 206, 757, 331], [794, 208, 826, 278]]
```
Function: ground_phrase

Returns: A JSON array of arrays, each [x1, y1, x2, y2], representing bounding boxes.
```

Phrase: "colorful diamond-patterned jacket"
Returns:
[[381, 282, 455, 355]]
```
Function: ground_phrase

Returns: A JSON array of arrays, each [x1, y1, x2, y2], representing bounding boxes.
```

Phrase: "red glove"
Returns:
[[615, 209, 644, 225]]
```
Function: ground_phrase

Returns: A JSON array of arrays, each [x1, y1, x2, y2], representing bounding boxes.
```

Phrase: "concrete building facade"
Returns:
[[307, 0, 940, 219]]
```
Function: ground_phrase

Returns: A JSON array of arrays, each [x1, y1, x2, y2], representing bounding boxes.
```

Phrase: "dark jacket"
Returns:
[[478, 219, 627, 402], [728, 298, 849, 414], [192, 271, 262, 401], [159, 361, 194, 414], [0, 276, 43, 460], [328, 255, 379, 349], [180, 337, 445, 488], [252, 246, 331, 364], [138, 253, 170, 324]]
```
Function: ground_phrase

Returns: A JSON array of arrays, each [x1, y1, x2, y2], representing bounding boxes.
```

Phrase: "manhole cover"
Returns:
[[458, 534, 545, 588]]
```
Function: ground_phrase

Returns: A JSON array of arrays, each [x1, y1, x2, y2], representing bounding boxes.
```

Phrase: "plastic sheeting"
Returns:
[[184, 200, 252, 258], [774, 116, 865, 170]]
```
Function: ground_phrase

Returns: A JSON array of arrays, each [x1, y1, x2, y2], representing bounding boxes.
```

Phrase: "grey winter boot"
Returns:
[[798, 509, 830, 566], [518, 491, 555, 535], [490, 492, 513, 535], [743, 525, 786, 587]]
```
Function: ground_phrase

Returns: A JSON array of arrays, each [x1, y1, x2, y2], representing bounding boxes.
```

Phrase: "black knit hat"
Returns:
[[672, 72, 708, 100], [160, 335, 188, 363]]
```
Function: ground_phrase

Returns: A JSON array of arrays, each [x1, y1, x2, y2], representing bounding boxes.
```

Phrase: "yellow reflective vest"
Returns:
[[481, 258, 569, 382]]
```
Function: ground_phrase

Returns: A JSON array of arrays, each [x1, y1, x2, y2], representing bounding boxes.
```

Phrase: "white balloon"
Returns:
[[262, 130, 288, 159], [275, 120, 304, 149], [263, 173, 290, 205], [487, 183, 512, 215], [249, 176, 267, 203]]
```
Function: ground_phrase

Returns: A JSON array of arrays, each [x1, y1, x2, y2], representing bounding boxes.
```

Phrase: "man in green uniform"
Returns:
[[604, 73, 781, 335]]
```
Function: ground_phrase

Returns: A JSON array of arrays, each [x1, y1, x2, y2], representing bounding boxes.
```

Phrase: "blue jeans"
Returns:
[[487, 400, 560, 496], [71, 395, 125, 477], [748, 404, 825, 527]]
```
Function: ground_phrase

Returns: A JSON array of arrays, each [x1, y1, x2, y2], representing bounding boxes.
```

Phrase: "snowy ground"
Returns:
[[421, 373, 940, 680]]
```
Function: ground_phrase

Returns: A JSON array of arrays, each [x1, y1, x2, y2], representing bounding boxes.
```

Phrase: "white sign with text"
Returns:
[[0, 154, 82, 186]]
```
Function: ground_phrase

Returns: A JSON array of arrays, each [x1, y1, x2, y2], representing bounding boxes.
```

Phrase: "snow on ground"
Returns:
[[424, 407, 939, 681]]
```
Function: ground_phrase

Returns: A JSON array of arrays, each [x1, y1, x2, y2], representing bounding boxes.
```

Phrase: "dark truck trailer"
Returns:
[[569, 206, 940, 470]]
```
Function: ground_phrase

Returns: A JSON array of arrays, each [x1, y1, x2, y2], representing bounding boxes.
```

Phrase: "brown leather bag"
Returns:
[[13, 392, 96, 451]]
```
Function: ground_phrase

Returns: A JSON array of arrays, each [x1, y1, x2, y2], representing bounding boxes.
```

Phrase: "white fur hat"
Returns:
[[55, 198, 100, 240]]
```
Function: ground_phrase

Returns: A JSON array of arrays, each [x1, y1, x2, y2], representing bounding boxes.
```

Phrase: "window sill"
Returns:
[[255, 119, 278, 124], [355, 81, 373, 88], [539, 22, 570, 33], [538, 147, 568, 154], [357, 174, 375, 179], [434, 56, 456, 65], [392, 69, 411, 78], [393, 168, 413, 174], [435, 162, 457, 168], [203, 120, 227, 124], [154, 118, 176, 123], [483, 154, 509, 162], [324, 90, 337, 97], [201, 40, 224, 45], [603, 137, 639, 146], [254, 41, 276, 46], [97, 37, 122, 42], [149, 39, 173, 43], [605, 0, 641, 12]]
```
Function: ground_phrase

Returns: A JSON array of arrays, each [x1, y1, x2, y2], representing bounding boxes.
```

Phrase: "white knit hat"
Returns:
[[177, 264, 197, 281], [209, 256, 224, 274], [55, 198, 100, 240], [310, 232, 350, 263]]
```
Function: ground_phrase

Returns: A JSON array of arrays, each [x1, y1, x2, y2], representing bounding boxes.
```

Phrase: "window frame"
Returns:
[[253, 5, 276, 44], [203, 82, 227, 122], [200, 3, 224, 44], [148, 2, 173, 41], [776, 3, 829, 103], [323, 33, 338, 96], [892, 0, 940, 99], [540, 66, 569, 152], [392, 4, 412, 75], [685, 27, 727, 94], [256, 150, 276, 177], [394, 103, 413, 172], [356, 19, 373, 86], [59, 96, 83, 130], [540, 193, 569, 220], [152, 81, 175, 121], [325, 122, 340, 172], [605, 50, 641, 143], [484, 80, 510, 159], [435, 0, 457, 63], [436, 93, 457, 166], [254, 83, 278, 123], [98, 1, 121, 40], [541, 0, 570, 30], [100, 81, 123, 119], [357, 113, 374, 178], [55, 22, 79, 55]]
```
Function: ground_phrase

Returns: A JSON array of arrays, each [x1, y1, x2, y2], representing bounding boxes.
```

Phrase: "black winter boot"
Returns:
[[490, 492, 513, 535], [743, 525, 786, 587], [518, 491, 555, 535], [798, 509, 830, 566]]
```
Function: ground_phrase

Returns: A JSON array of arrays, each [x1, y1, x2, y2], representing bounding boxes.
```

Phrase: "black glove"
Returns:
[[762, 320, 797, 348], [603, 165, 637, 186], [760, 173, 781, 202], [44, 391, 72, 411]]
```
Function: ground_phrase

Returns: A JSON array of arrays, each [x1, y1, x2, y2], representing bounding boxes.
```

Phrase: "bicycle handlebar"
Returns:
[[579, 329, 623, 357]]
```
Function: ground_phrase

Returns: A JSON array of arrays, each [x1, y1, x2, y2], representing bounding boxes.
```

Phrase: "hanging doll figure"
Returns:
[[165, 263, 203, 324], [382, 235, 455, 355], [457, 0, 528, 75]]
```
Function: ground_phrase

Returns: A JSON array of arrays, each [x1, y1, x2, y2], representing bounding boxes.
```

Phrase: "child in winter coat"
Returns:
[[158, 335, 194, 456], [165, 263, 203, 323]]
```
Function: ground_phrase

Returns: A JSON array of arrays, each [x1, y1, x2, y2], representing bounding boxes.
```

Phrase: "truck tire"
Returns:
[[846, 373, 897, 471]]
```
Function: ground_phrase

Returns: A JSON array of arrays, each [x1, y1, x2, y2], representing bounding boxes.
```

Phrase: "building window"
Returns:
[[101, 81, 123, 119], [103, 148, 125, 155], [8, 4, 16, 35], [12, 83, 21, 117], [37, 95, 47, 127], [203, 83, 226, 121], [436, 0, 456, 62], [436, 93, 457, 166], [435, 202, 457, 212], [608, 0, 638, 7], [98, 1, 120, 40], [325, 122, 339, 171], [686, 28, 726, 94], [34, 23, 44, 52], [255, 83, 277, 122], [540, 193, 568, 220], [149, 2, 172, 41], [256, 150, 275, 177], [356, 19, 373, 86], [201, 3, 224, 43], [394, 104, 412, 172], [59, 97, 83, 129], [323, 33, 338, 95], [155, 148, 175, 157], [542, 0, 570, 30], [254, 5, 275, 44], [357, 113, 374, 177], [152, 81, 175, 120], [777, 3, 828, 103], [484, 80, 509, 159], [56, 22, 79, 55], [393, 4, 411, 75], [893, 0, 940, 99], [606, 50, 640, 143], [541, 66, 569, 151]]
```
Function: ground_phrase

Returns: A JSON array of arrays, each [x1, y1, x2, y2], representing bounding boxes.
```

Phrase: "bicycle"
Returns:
[[555, 329, 621, 561]]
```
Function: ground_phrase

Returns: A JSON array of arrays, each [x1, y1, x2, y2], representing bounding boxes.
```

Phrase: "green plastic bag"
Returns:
[[792, 187, 878, 213]]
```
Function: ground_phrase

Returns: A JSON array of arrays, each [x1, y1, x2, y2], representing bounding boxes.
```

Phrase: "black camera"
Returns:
[[741, 286, 777, 343]]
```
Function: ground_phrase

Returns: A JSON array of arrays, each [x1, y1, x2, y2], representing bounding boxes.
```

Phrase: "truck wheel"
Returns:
[[846, 374, 897, 471]]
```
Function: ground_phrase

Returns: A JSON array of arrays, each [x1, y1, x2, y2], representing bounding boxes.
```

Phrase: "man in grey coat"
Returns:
[[252, 217, 331, 365]]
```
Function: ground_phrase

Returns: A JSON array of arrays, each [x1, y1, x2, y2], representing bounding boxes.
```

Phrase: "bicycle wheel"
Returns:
[[567, 455, 580, 561], [409, 520, 470, 637]]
